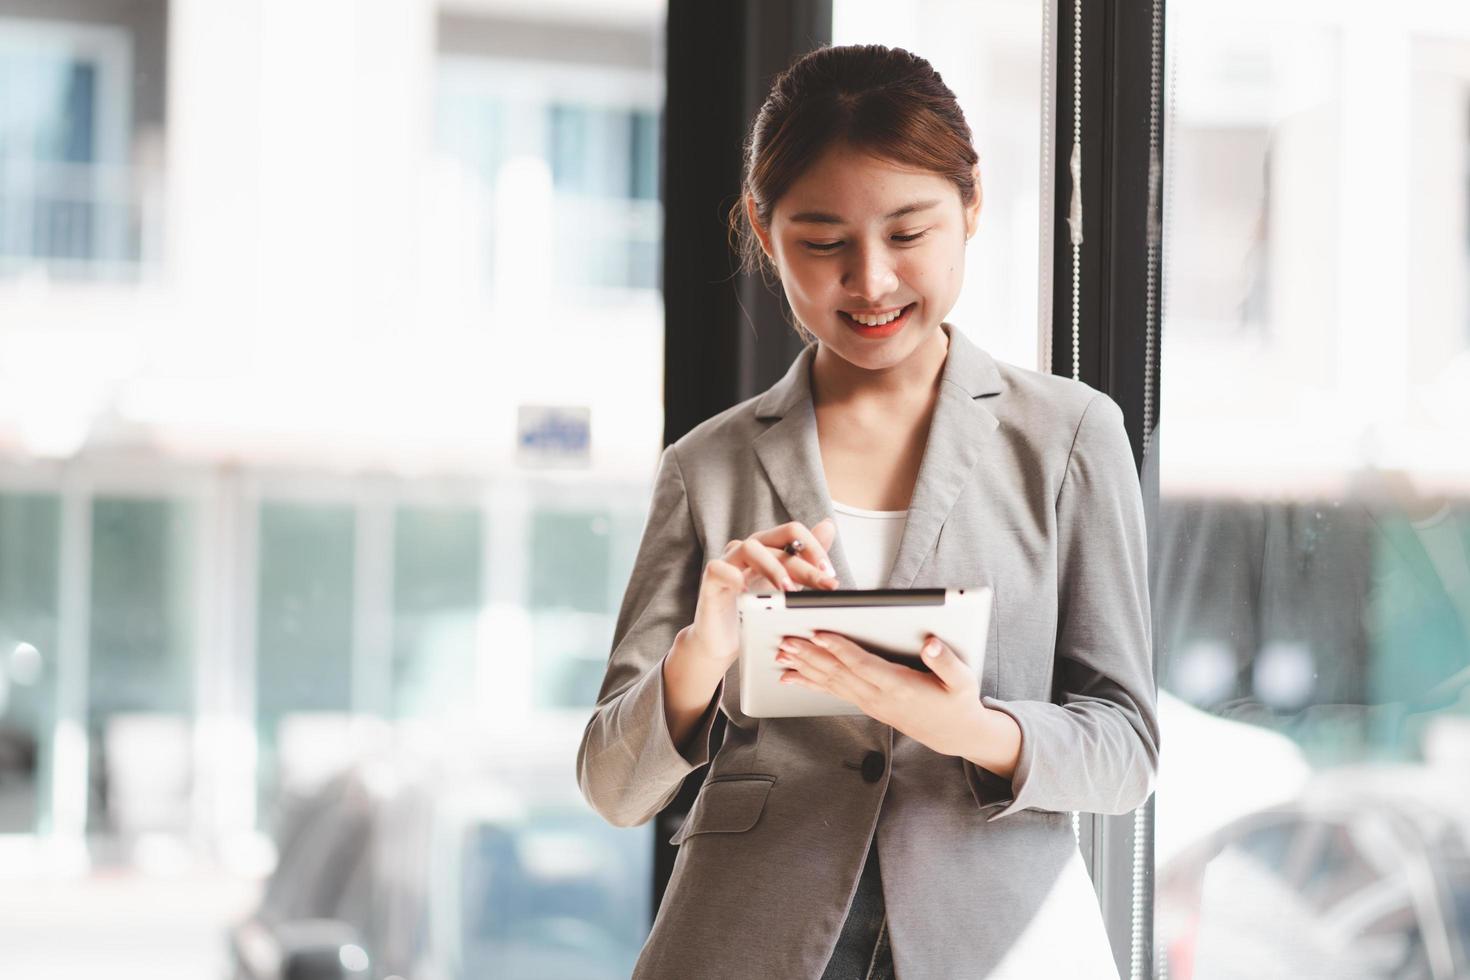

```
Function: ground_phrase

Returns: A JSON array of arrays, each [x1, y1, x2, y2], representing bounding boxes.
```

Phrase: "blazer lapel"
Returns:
[[885, 378, 1000, 588], [752, 323, 1005, 592], [752, 344, 863, 588]]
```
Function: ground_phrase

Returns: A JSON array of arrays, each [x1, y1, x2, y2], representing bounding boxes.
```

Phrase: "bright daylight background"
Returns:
[[0, 0, 1467, 978], [1153, 3, 1470, 978]]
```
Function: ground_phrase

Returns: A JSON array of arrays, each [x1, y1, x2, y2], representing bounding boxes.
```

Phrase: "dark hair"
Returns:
[[728, 44, 980, 285]]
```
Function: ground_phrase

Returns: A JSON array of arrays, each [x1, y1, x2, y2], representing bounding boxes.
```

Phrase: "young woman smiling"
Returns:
[[578, 44, 1158, 979]]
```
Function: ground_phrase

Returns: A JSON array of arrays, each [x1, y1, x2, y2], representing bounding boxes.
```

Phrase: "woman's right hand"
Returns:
[[684, 518, 840, 670]]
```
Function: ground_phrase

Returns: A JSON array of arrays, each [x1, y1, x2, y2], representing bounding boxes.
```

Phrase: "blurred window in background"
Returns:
[[0, 493, 58, 836], [529, 508, 614, 709], [255, 500, 355, 822], [391, 503, 482, 720], [0, 8, 165, 281], [0, 2, 663, 976], [435, 22, 662, 299], [1154, 4, 1470, 978], [87, 496, 195, 850]]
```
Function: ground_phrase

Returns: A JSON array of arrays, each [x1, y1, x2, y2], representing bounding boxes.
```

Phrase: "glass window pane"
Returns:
[[1156, 6, 1470, 977], [0, 492, 59, 835], [530, 509, 613, 710], [255, 501, 355, 824], [434, 43, 662, 297], [87, 497, 196, 836], [392, 504, 482, 719], [0, 20, 145, 276]]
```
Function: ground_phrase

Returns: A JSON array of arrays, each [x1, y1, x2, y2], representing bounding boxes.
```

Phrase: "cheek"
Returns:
[[781, 259, 837, 302]]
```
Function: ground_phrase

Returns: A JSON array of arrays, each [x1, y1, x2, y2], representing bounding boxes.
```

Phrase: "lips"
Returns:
[[841, 303, 912, 326], [839, 302, 916, 338]]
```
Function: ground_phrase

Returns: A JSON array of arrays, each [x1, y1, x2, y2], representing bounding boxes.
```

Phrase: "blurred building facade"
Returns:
[[0, 0, 666, 884]]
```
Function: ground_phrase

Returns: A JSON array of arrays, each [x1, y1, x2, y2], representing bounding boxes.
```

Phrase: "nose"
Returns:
[[840, 241, 899, 304]]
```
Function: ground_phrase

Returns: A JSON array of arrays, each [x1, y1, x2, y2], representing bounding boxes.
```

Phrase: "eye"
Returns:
[[801, 240, 843, 252], [892, 230, 928, 244]]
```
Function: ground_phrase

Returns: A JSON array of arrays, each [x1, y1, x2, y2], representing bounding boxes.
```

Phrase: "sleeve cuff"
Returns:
[[649, 652, 723, 771], [965, 696, 1041, 822]]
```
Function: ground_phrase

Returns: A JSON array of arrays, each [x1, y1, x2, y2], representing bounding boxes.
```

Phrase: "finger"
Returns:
[[780, 638, 882, 702], [920, 635, 978, 694], [777, 547, 837, 590], [701, 558, 746, 594], [785, 520, 838, 583], [810, 632, 903, 690], [753, 522, 838, 585], [777, 659, 867, 708], [778, 669, 828, 694], [724, 539, 775, 589], [734, 536, 797, 591], [740, 561, 784, 591]]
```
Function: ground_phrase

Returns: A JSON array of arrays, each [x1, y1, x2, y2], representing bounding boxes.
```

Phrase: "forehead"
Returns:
[[773, 143, 958, 225]]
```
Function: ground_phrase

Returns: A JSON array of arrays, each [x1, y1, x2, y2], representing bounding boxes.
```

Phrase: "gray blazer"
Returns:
[[577, 323, 1159, 978]]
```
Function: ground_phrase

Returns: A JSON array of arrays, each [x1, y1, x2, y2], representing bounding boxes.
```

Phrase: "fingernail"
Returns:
[[783, 576, 797, 591], [923, 640, 939, 658], [821, 560, 836, 576], [811, 634, 831, 648], [777, 641, 798, 655]]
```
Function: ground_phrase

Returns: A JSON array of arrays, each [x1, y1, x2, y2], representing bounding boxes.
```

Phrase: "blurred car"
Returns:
[[1156, 763, 1470, 980], [229, 750, 650, 980]]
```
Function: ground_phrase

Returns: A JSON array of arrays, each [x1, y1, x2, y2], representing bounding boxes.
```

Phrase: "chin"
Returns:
[[825, 327, 928, 370]]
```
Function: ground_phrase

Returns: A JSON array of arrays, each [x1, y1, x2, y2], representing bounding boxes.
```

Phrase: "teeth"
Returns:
[[848, 306, 906, 326]]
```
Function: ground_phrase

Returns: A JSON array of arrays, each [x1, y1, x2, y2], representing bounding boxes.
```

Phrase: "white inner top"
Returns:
[[830, 499, 909, 590]]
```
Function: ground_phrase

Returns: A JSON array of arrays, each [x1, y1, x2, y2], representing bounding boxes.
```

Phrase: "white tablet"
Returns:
[[737, 586, 992, 718]]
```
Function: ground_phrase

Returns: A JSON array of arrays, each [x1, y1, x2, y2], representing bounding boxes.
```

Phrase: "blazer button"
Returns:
[[860, 751, 886, 783]]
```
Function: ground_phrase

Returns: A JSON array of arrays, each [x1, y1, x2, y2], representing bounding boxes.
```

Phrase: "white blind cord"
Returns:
[[1069, 0, 1084, 852]]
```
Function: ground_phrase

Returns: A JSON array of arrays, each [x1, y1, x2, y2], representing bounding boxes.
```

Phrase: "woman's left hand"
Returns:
[[775, 632, 991, 760]]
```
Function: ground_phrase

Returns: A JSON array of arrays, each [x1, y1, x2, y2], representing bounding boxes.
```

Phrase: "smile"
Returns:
[[840, 302, 916, 337]]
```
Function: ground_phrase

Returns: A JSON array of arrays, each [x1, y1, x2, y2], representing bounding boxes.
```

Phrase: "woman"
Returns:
[[577, 44, 1158, 979]]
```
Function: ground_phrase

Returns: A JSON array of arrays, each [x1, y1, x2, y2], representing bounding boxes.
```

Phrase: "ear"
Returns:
[[964, 163, 983, 240], [744, 192, 775, 261]]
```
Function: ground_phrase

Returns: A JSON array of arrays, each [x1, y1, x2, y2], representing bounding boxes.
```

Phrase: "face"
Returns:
[[747, 142, 981, 374]]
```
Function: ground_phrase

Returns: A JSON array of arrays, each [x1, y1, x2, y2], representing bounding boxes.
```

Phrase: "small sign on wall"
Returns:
[[517, 405, 591, 467]]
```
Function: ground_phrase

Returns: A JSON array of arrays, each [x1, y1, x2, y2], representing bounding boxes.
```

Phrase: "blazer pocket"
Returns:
[[668, 774, 776, 845]]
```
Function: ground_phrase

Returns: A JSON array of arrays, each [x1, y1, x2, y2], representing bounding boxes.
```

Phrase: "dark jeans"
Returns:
[[819, 839, 895, 980]]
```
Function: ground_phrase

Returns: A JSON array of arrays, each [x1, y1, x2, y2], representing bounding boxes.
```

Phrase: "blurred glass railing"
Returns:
[[0, 159, 162, 282]]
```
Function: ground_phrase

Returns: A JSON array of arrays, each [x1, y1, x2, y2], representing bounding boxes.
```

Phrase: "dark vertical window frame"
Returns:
[[1051, 1, 1166, 978], [657, 0, 832, 915]]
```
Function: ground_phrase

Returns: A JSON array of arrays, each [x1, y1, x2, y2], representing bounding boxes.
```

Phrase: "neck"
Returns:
[[810, 323, 951, 412]]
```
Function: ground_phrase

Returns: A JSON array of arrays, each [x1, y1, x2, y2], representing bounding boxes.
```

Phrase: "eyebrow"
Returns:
[[786, 199, 943, 225]]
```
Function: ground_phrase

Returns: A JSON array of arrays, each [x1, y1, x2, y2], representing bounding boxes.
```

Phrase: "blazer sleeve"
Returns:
[[965, 393, 1161, 821], [576, 443, 724, 827]]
